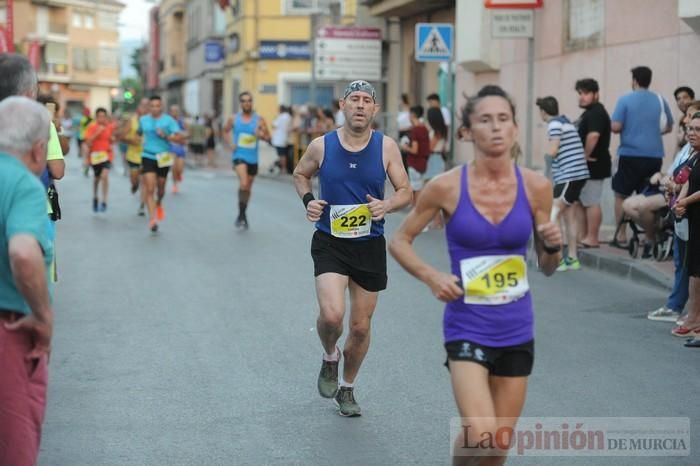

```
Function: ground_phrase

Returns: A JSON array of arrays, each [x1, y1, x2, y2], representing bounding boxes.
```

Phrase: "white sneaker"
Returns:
[[647, 307, 681, 322]]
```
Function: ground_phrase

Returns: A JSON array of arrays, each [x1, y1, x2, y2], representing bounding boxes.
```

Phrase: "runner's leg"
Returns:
[[101, 167, 109, 205], [342, 279, 379, 384], [449, 361, 497, 466], [315, 273, 348, 354], [143, 172, 157, 221]]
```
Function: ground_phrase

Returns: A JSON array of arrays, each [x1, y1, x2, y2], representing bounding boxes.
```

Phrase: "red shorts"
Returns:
[[0, 312, 49, 466]]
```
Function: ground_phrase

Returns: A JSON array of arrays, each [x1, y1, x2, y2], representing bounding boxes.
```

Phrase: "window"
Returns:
[[45, 42, 68, 64], [284, 0, 344, 15], [72, 12, 82, 28], [565, 0, 604, 51], [84, 14, 94, 29], [73, 47, 97, 71], [0, 7, 7, 24], [99, 47, 118, 69], [98, 12, 119, 30]]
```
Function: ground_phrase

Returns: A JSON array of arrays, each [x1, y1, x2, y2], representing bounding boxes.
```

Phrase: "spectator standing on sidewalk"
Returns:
[[610, 66, 674, 246], [537, 96, 590, 271], [271, 105, 293, 175], [400, 105, 430, 205], [672, 111, 700, 342], [397, 93, 412, 169], [573, 78, 611, 248], [0, 96, 54, 466], [426, 93, 451, 133], [647, 100, 700, 324], [673, 86, 694, 149]]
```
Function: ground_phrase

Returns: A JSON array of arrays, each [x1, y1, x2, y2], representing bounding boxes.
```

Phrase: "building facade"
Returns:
[[0, 0, 123, 115], [158, 0, 187, 107], [183, 0, 226, 118], [220, 0, 368, 123]]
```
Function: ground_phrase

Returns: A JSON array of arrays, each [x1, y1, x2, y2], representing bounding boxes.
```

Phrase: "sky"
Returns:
[[119, 0, 155, 42]]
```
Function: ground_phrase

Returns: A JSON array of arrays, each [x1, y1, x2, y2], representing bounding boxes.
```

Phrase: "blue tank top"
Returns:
[[170, 119, 186, 156], [316, 130, 386, 239], [443, 165, 534, 347], [232, 113, 259, 163]]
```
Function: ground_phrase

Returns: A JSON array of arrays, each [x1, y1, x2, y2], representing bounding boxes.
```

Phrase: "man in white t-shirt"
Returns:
[[271, 105, 292, 174]]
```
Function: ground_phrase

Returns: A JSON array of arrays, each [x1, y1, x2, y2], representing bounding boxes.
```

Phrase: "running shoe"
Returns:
[[149, 220, 158, 232], [92, 198, 98, 213], [318, 354, 340, 398], [99, 202, 107, 212], [647, 307, 681, 322], [567, 258, 581, 271], [156, 205, 165, 221], [334, 387, 361, 417], [241, 217, 249, 230], [138, 204, 145, 216], [235, 216, 243, 229], [556, 258, 568, 272]]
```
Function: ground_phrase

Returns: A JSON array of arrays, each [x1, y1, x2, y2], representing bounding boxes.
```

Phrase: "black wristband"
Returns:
[[543, 244, 562, 254], [302, 192, 315, 209]]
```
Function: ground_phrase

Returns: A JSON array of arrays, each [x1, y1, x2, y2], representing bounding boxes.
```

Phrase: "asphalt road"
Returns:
[[39, 158, 699, 465]]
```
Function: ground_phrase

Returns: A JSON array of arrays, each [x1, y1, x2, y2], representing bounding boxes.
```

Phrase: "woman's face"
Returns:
[[687, 117, 700, 150], [466, 96, 517, 158]]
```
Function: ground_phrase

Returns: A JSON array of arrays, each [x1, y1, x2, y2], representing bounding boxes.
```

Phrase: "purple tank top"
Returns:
[[443, 165, 534, 347]]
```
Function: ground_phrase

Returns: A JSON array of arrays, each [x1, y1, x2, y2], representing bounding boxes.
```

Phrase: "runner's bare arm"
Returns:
[[389, 178, 463, 302], [223, 116, 235, 151], [381, 136, 412, 213], [293, 137, 327, 222], [522, 169, 562, 276]]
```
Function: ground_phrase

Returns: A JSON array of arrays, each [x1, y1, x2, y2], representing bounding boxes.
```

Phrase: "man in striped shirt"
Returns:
[[537, 96, 590, 271]]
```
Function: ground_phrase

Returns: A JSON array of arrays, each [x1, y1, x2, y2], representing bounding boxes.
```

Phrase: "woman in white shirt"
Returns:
[[271, 105, 292, 174]]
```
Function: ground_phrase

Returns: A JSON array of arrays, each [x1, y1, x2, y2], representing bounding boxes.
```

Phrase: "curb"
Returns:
[[578, 249, 673, 291]]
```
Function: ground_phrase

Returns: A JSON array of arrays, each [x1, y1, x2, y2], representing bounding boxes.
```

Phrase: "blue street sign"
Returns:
[[205, 41, 224, 63], [259, 41, 311, 60], [415, 23, 453, 62]]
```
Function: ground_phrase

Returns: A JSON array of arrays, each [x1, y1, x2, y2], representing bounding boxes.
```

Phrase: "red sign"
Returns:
[[6, 0, 14, 52], [317, 26, 382, 40], [28, 40, 40, 70], [484, 0, 543, 8], [0, 26, 8, 53]]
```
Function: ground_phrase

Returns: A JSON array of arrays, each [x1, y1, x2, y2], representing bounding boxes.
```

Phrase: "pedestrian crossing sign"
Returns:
[[415, 23, 453, 62]]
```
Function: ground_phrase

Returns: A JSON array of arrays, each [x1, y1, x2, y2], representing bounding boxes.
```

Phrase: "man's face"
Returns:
[[150, 99, 162, 116], [137, 99, 149, 115], [96, 111, 108, 125], [577, 90, 598, 108], [240, 95, 253, 113], [340, 91, 378, 132], [676, 91, 692, 113], [427, 98, 440, 109], [169, 105, 180, 119]]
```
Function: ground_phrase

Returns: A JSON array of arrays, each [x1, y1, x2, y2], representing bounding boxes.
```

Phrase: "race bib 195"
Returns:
[[90, 151, 109, 165], [459, 255, 529, 305], [156, 152, 174, 168], [330, 204, 372, 238]]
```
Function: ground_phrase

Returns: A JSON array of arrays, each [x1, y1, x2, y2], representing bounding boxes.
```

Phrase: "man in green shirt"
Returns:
[[0, 95, 54, 466]]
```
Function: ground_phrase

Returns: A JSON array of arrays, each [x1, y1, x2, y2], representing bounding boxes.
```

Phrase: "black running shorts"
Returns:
[[310, 230, 387, 292], [92, 161, 112, 177], [445, 339, 534, 377], [141, 157, 170, 178], [233, 159, 258, 176]]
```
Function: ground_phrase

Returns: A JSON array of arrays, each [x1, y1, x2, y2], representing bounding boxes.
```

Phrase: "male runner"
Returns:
[[169, 105, 187, 193], [223, 92, 271, 229], [120, 98, 149, 215], [85, 108, 115, 212], [138, 96, 185, 232], [293, 80, 411, 416]]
